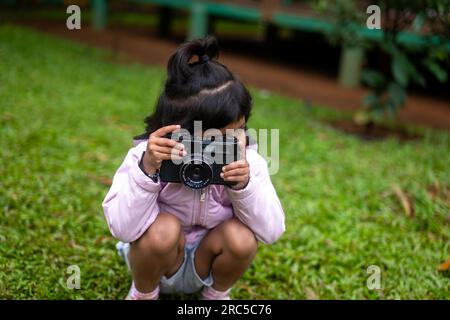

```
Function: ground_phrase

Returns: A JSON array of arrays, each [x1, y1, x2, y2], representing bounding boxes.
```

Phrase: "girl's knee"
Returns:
[[134, 212, 183, 256], [221, 218, 258, 259]]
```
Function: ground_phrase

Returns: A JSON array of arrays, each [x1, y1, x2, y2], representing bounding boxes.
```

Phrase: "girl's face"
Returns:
[[195, 117, 246, 143], [219, 116, 246, 150], [219, 116, 246, 134]]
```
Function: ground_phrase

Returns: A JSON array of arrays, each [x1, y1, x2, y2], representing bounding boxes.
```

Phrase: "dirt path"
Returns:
[[16, 21, 450, 131]]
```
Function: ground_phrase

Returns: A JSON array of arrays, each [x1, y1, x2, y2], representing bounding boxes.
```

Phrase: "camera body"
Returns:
[[160, 133, 241, 189]]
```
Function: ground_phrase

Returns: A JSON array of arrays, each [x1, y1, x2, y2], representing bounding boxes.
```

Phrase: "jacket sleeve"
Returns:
[[102, 142, 161, 243], [226, 148, 286, 244]]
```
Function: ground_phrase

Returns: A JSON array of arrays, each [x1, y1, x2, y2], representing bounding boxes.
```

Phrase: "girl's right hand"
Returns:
[[142, 124, 186, 174]]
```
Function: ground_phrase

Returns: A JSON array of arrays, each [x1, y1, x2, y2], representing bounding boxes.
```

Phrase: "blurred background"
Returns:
[[0, 1, 449, 299], [2, 0, 450, 131]]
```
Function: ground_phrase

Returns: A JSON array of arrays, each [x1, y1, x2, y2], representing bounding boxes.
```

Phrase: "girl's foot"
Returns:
[[201, 286, 231, 300], [125, 282, 159, 300]]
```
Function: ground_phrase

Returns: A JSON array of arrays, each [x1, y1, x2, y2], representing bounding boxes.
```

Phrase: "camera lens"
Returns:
[[179, 157, 212, 189], [193, 167, 201, 179]]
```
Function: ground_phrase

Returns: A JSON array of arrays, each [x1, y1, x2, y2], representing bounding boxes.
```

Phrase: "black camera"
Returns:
[[159, 133, 241, 189]]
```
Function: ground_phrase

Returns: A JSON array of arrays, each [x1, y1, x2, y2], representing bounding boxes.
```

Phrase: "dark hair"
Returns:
[[135, 36, 252, 139]]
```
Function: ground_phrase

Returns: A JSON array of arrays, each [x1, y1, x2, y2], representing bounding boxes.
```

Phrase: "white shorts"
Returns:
[[116, 240, 213, 295]]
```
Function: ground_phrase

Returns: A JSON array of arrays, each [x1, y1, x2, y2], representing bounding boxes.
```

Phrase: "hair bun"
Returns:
[[199, 36, 219, 61], [167, 36, 219, 81], [198, 54, 210, 64]]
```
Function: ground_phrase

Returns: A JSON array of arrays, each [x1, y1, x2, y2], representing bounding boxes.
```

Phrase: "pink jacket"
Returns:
[[102, 139, 285, 245]]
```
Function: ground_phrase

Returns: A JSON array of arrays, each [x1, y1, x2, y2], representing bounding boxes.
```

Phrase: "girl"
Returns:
[[102, 36, 285, 300]]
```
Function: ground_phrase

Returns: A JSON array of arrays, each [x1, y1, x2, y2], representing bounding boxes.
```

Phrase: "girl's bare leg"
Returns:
[[194, 218, 258, 291], [129, 212, 185, 292]]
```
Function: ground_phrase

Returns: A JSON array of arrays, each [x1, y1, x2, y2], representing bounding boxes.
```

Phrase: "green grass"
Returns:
[[0, 25, 449, 299]]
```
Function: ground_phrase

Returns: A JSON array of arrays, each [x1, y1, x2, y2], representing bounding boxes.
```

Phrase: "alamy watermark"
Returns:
[[366, 265, 382, 290], [366, 5, 382, 30], [65, 265, 81, 290], [66, 5, 81, 30], [165, 121, 280, 175]]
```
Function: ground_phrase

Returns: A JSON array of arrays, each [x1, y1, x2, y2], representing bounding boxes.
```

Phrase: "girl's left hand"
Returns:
[[221, 121, 250, 189], [221, 159, 250, 190], [221, 126, 249, 189]]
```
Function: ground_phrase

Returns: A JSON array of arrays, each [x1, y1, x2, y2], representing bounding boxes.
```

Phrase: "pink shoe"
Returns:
[[201, 286, 231, 300], [125, 282, 159, 300]]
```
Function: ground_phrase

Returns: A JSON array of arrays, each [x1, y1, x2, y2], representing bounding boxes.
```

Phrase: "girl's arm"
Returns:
[[226, 148, 286, 244], [102, 142, 161, 243]]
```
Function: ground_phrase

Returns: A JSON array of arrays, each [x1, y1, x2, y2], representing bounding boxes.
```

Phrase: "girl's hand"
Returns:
[[221, 132, 249, 190], [221, 159, 250, 190], [142, 124, 186, 174]]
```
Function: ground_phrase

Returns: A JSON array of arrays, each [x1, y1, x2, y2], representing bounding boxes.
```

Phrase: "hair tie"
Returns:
[[198, 54, 210, 64]]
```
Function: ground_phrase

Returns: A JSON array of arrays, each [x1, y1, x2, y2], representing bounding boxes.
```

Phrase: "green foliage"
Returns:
[[312, 0, 366, 45], [1, 25, 449, 299], [315, 0, 450, 122]]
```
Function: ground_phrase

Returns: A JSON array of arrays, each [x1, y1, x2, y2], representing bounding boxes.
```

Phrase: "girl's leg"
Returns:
[[194, 218, 258, 291], [129, 212, 185, 293]]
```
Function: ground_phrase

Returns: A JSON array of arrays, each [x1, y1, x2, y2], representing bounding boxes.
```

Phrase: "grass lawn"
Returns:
[[0, 24, 449, 299]]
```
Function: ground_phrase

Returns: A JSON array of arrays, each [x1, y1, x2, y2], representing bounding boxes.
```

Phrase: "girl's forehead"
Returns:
[[195, 117, 246, 136], [220, 117, 245, 132]]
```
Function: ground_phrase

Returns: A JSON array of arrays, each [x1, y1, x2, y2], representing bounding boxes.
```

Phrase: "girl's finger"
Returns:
[[154, 137, 184, 149], [151, 144, 186, 156], [222, 160, 248, 172], [154, 151, 183, 161], [222, 168, 248, 178], [151, 124, 181, 138], [220, 173, 248, 182]]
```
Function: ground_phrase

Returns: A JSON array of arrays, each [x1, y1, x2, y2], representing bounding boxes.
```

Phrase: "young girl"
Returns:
[[102, 37, 285, 300]]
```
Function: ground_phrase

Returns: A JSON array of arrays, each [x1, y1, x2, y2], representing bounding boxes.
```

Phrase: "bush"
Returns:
[[315, 0, 450, 123]]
